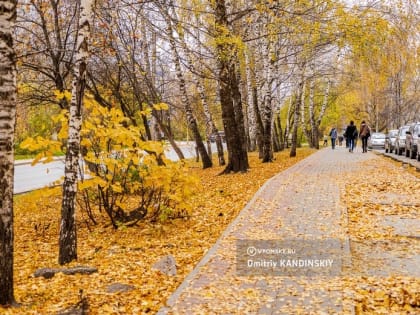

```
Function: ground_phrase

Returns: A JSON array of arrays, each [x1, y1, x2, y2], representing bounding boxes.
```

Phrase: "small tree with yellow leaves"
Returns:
[[21, 97, 198, 229]]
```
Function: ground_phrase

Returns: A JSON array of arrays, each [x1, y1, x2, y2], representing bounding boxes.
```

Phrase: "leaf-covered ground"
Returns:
[[341, 156, 419, 314], [4, 148, 314, 314]]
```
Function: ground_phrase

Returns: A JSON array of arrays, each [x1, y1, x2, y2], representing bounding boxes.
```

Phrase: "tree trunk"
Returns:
[[284, 98, 292, 148], [213, 0, 248, 173], [316, 79, 330, 146], [291, 63, 305, 157], [290, 100, 300, 157], [179, 15, 225, 165], [261, 35, 274, 162], [300, 81, 312, 147], [0, 0, 17, 306], [59, 0, 94, 265], [253, 86, 264, 157], [308, 78, 317, 148], [140, 15, 155, 141], [272, 119, 280, 152], [277, 114, 284, 150], [290, 78, 304, 157], [152, 111, 185, 160], [163, 7, 212, 169], [233, 60, 249, 163], [193, 18, 225, 165], [245, 49, 257, 151]]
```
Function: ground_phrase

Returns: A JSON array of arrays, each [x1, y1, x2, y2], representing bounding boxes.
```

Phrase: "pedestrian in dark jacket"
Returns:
[[344, 121, 357, 152]]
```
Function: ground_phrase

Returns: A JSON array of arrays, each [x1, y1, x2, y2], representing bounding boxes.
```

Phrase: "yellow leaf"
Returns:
[[153, 102, 169, 111]]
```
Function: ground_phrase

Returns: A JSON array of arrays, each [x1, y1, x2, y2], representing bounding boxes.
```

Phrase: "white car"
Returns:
[[384, 129, 398, 153], [395, 125, 410, 155], [368, 132, 386, 149]]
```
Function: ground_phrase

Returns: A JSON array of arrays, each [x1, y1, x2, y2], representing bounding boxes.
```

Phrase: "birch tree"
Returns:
[[90, 2, 185, 161], [16, 0, 78, 109], [0, 0, 17, 306], [59, 0, 94, 265], [260, 20, 275, 162], [290, 64, 305, 157], [212, 0, 249, 173], [157, 1, 212, 168]]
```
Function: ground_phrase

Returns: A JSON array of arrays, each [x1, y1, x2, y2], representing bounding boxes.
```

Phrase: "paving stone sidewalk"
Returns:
[[158, 147, 417, 315]]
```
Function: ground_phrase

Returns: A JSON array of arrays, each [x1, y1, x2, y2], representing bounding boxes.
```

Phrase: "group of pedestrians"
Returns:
[[326, 120, 371, 153]]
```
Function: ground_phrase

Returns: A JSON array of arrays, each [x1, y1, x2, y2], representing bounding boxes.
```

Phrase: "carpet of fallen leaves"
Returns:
[[3, 148, 314, 315], [341, 156, 420, 314]]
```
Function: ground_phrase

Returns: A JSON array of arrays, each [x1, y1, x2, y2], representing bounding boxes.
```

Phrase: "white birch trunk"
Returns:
[[308, 78, 316, 147], [301, 80, 312, 145], [261, 30, 274, 162], [59, 0, 94, 265], [317, 79, 330, 127], [162, 4, 212, 168], [284, 98, 292, 147], [300, 81, 306, 126], [290, 64, 306, 157], [245, 48, 257, 151], [0, 0, 17, 305]]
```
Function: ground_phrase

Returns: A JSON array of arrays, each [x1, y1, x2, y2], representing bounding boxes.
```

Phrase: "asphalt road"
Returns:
[[14, 142, 225, 194]]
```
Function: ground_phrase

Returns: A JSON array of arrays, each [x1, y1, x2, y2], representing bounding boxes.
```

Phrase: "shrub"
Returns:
[[21, 96, 198, 228]]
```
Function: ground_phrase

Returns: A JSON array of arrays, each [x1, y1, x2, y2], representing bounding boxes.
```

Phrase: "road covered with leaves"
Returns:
[[7, 148, 314, 314]]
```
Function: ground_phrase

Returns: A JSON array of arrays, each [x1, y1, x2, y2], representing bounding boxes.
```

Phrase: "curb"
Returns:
[[373, 150, 420, 171], [157, 150, 353, 314], [157, 162, 282, 314], [14, 156, 65, 166]]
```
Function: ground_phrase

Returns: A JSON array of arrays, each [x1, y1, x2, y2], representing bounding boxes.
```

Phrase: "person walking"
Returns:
[[344, 121, 358, 152], [338, 135, 344, 146], [329, 127, 338, 149], [359, 120, 371, 153]]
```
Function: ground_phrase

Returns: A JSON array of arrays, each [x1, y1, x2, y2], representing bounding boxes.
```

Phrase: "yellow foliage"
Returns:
[[53, 89, 72, 102], [9, 149, 315, 314], [20, 136, 62, 165], [20, 96, 198, 225], [153, 102, 169, 111]]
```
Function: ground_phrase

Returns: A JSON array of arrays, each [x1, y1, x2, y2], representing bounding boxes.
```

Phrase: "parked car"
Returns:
[[384, 129, 399, 153], [405, 122, 420, 159], [368, 132, 386, 149], [209, 131, 225, 143], [394, 125, 410, 155], [417, 136, 420, 161]]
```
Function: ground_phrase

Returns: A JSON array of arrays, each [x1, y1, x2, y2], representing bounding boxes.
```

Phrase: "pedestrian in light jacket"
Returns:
[[329, 127, 338, 149]]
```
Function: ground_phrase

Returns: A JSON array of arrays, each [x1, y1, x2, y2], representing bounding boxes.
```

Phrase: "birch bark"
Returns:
[[161, 4, 212, 168], [245, 48, 257, 151], [0, 0, 17, 305], [308, 78, 316, 148], [261, 32, 274, 162], [213, 0, 248, 173], [59, 0, 94, 265]]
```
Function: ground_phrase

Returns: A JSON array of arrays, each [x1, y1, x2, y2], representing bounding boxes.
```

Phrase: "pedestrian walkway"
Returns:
[[158, 147, 417, 314]]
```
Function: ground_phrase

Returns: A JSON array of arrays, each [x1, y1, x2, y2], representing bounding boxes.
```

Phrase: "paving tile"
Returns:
[[158, 148, 415, 315]]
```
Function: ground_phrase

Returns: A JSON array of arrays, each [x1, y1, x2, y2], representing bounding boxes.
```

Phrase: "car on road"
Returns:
[[209, 131, 225, 143], [384, 129, 398, 153], [395, 125, 410, 155], [417, 136, 420, 161], [368, 132, 386, 149], [405, 122, 420, 159]]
